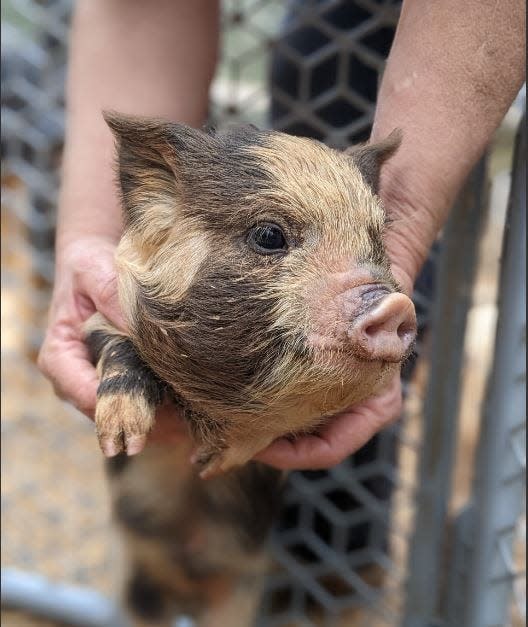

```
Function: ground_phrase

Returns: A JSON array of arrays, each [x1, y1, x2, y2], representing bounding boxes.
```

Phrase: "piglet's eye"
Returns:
[[247, 223, 288, 255]]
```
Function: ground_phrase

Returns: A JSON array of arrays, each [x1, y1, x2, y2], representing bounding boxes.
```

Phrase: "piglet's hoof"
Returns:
[[95, 393, 155, 457]]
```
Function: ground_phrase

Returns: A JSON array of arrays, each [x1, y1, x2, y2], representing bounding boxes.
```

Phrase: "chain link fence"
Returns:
[[1, 1, 525, 626]]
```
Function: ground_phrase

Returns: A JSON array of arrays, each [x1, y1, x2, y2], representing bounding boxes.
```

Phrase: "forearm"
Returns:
[[57, 0, 219, 254], [373, 0, 525, 289]]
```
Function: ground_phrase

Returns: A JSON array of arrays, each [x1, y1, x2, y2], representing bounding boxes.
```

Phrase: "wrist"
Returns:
[[56, 120, 123, 251], [379, 163, 449, 295], [55, 178, 123, 251]]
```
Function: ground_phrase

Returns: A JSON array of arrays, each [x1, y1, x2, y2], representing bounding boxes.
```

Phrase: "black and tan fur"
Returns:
[[85, 113, 409, 626]]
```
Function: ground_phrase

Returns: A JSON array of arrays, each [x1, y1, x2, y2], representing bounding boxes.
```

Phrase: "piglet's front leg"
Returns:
[[85, 314, 166, 457]]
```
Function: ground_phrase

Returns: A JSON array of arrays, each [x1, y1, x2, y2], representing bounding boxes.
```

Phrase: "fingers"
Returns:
[[39, 238, 127, 419], [256, 376, 403, 470], [76, 257, 126, 331], [256, 408, 393, 470], [38, 332, 98, 418]]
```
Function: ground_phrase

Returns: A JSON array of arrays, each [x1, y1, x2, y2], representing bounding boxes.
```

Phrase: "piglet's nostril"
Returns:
[[365, 316, 408, 339], [397, 319, 416, 341]]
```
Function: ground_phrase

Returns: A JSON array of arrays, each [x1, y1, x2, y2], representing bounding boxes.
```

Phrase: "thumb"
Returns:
[[77, 258, 127, 331]]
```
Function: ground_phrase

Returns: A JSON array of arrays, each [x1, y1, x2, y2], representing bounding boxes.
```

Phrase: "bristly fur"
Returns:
[[86, 113, 408, 626]]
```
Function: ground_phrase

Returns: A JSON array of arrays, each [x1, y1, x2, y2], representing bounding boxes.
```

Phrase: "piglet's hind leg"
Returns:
[[125, 565, 174, 627]]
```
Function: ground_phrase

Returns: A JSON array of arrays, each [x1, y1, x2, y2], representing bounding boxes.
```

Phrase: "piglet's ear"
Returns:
[[346, 129, 402, 194], [103, 111, 213, 228], [103, 111, 212, 161]]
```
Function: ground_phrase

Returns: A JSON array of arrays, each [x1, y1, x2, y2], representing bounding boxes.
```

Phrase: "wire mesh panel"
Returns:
[[1, 1, 525, 627]]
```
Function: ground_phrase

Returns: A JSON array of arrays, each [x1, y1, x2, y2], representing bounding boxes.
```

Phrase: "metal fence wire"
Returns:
[[1, 2, 525, 627]]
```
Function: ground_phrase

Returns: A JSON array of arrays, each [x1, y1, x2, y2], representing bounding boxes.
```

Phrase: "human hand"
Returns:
[[38, 236, 125, 416], [38, 236, 190, 445], [255, 373, 403, 470]]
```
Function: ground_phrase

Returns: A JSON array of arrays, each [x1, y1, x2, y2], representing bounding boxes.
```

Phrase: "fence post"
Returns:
[[462, 116, 526, 627], [401, 158, 489, 627]]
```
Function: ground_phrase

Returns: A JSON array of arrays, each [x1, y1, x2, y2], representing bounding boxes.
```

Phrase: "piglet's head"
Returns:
[[105, 112, 416, 477]]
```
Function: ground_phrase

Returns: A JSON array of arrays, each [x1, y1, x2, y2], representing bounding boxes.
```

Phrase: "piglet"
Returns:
[[85, 114, 416, 626]]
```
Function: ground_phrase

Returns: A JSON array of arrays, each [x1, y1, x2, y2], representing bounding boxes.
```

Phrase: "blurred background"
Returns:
[[1, 1, 526, 626]]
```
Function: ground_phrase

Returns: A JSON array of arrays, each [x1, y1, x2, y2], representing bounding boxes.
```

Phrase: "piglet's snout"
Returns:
[[349, 293, 417, 362]]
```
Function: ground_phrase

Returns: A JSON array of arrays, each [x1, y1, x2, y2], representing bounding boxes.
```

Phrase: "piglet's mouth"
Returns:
[[348, 291, 417, 363]]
